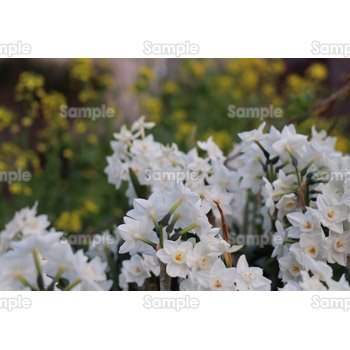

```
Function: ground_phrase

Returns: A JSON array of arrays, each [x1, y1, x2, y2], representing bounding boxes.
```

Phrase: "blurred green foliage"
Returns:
[[134, 59, 341, 152]]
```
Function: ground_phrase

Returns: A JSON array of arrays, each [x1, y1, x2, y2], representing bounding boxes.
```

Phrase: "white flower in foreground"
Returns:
[[71, 252, 111, 291], [180, 272, 206, 291], [276, 193, 298, 220], [142, 255, 160, 276], [127, 191, 170, 223], [271, 220, 287, 258], [156, 239, 193, 278], [1, 204, 50, 242], [286, 209, 321, 238], [299, 271, 328, 291], [297, 232, 327, 260], [272, 124, 308, 156], [122, 255, 151, 287], [0, 253, 37, 290], [196, 259, 236, 291], [131, 115, 155, 136], [232, 255, 271, 291], [326, 231, 350, 266], [316, 195, 349, 234], [278, 252, 303, 282], [191, 241, 218, 272], [118, 217, 158, 255], [238, 122, 266, 144], [197, 137, 225, 161]]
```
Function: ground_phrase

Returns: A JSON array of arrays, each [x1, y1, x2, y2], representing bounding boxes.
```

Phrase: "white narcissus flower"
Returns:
[[271, 220, 287, 258], [326, 231, 350, 266], [197, 137, 225, 162], [191, 241, 218, 272], [131, 115, 155, 136], [196, 259, 236, 291], [278, 252, 303, 282], [272, 170, 296, 197], [71, 252, 112, 291], [262, 178, 275, 215], [232, 255, 271, 291], [127, 190, 170, 223], [238, 122, 266, 144], [118, 217, 158, 256], [276, 193, 298, 220], [142, 255, 160, 276], [315, 195, 349, 234], [180, 272, 206, 291], [272, 124, 308, 157], [286, 208, 321, 239], [0, 253, 37, 290], [297, 232, 327, 260], [156, 239, 193, 278], [1, 203, 50, 242], [202, 185, 234, 218], [121, 255, 151, 287], [299, 272, 328, 291]]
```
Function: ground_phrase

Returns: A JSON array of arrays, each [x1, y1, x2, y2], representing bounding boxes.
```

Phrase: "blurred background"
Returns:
[[1, 58, 350, 233]]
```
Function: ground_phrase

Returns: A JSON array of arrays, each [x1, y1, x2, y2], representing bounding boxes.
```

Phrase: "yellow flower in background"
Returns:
[[335, 135, 349, 153], [271, 59, 287, 75], [63, 149, 74, 159], [139, 66, 154, 81], [0, 107, 13, 131], [216, 76, 232, 93], [23, 185, 32, 197], [55, 211, 82, 233], [82, 199, 99, 214], [170, 110, 187, 123], [70, 58, 92, 83], [142, 97, 162, 123], [15, 155, 27, 169], [286, 74, 305, 93], [163, 81, 178, 94], [9, 183, 22, 195], [188, 60, 205, 78], [175, 122, 196, 142], [87, 134, 98, 145], [75, 120, 88, 134], [230, 89, 243, 101], [211, 130, 232, 151], [16, 72, 44, 96], [21, 116, 33, 127], [242, 70, 259, 90], [226, 60, 241, 74], [262, 84, 275, 98], [306, 63, 328, 81], [271, 96, 283, 106]]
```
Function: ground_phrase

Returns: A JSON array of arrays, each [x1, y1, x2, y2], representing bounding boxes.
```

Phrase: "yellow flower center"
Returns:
[[327, 210, 335, 220], [303, 221, 313, 231], [214, 279, 223, 289], [173, 251, 185, 264]]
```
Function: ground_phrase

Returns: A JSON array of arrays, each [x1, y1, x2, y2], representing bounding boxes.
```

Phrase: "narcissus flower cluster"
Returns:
[[2, 117, 350, 291], [0, 204, 112, 291]]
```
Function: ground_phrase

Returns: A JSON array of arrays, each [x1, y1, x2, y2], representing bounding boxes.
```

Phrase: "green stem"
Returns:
[[179, 223, 198, 235], [63, 279, 82, 291]]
